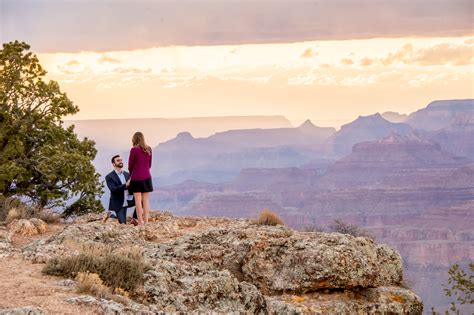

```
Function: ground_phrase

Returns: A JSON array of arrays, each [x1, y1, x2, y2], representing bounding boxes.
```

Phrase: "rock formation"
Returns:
[[21, 213, 423, 314], [405, 99, 474, 131], [152, 121, 335, 185], [382, 111, 408, 123], [324, 113, 412, 157]]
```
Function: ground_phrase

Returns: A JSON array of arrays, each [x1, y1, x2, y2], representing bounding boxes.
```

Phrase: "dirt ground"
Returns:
[[0, 224, 101, 314], [0, 214, 243, 314]]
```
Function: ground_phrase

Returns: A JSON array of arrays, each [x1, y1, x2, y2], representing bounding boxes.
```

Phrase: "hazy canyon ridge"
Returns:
[[70, 99, 474, 311]]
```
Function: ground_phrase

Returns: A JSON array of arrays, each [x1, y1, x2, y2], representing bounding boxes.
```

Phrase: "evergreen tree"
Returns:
[[0, 41, 103, 214]]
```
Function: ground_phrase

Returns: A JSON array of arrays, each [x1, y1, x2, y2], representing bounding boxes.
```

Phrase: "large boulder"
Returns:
[[144, 261, 266, 313], [242, 230, 402, 293], [20, 214, 421, 313], [144, 225, 403, 293]]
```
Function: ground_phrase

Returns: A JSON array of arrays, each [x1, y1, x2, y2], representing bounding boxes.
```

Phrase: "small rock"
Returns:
[[67, 295, 160, 314], [0, 307, 46, 315], [57, 279, 76, 287], [0, 229, 14, 258]]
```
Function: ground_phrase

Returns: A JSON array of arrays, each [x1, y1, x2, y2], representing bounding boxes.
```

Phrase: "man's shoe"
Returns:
[[103, 211, 111, 223], [130, 218, 138, 226]]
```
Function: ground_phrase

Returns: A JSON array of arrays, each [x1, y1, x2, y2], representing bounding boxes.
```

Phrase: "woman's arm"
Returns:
[[149, 148, 152, 168], [128, 147, 136, 175]]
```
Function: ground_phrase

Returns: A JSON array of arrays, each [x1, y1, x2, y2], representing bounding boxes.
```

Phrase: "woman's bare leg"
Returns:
[[143, 192, 150, 224], [134, 192, 143, 225]]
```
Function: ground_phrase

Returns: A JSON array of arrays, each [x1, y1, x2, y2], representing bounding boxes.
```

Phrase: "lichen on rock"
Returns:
[[21, 213, 423, 313]]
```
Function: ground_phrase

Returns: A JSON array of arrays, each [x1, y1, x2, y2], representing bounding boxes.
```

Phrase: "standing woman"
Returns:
[[128, 131, 153, 225]]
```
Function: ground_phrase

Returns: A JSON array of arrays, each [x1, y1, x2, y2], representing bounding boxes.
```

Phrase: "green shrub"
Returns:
[[63, 197, 105, 217], [1, 41, 103, 212]]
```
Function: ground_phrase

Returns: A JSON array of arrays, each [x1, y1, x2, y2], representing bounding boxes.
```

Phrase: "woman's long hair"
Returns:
[[132, 131, 151, 154]]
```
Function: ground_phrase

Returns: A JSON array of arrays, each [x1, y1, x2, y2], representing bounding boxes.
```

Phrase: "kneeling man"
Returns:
[[105, 154, 137, 224]]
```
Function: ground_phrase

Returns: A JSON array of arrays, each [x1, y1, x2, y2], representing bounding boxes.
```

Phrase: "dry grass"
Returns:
[[37, 210, 62, 224], [30, 218, 47, 234], [328, 219, 376, 241], [100, 229, 121, 242], [291, 295, 307, 303], [303, 225, 325, 233], [2, 198, 34, 223], [75, 272, 131, 305], [7, 219, 46, 236], [2, 198, 61, 226], [114, 287, 130, 298], [256, 209, 285, 226], [6, 207, 29, 223], [75, 272, 110, 298], [43, 245, 151, 295]]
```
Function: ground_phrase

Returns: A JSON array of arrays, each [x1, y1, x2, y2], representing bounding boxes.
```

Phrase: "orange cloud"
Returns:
[[113, 67, 152, 74], [66, 59, 80, 66], [98, 54, 121, 64], [382, 44, 414, 65], [360, 58, 373, 66], [341, 58, 354, 65], [413, 43, 473, 66], [301, 48, 317, 58], [464, 38, 474, 45], [58, 59, 86, 74], [381, 43, 473, 66]]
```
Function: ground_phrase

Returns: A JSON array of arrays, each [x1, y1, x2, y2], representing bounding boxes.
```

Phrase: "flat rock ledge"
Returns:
[[21, 213, 423, 314], [0, 307, 45, 315]]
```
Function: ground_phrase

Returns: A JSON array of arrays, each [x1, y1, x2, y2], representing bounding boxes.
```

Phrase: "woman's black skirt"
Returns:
[[129, 177, 154, 193]]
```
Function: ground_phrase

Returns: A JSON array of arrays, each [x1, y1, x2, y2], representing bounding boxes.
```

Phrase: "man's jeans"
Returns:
[[116, 207, 138, 224]]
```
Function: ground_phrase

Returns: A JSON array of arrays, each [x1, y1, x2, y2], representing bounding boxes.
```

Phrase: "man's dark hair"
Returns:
[[111, 155, 120, 164]]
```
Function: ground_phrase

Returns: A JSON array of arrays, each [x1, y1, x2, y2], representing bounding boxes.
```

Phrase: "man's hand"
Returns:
[[126, 179, 131, 187]]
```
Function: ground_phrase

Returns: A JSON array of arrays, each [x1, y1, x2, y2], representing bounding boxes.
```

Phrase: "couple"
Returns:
[[105, 132, 153, 226]]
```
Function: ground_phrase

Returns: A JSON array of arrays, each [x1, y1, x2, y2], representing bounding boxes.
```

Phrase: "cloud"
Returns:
[[98, 54, 121, 64], [57, 59, 87, 74], [341, 58, 354, 65], [360, 58, 373, 66], [464, 38, 474, 45], [381, 42, 473, 66], [382, 44, 414, 65], [301, 48, 317, 58], [413, 43, 473, 66], [113, 67, 152, 74], [65, 59, 80, 66], [3, 0, 472, 52]]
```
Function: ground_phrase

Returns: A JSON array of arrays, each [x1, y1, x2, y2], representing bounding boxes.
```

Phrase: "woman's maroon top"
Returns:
[[128, 146, 152, 181]]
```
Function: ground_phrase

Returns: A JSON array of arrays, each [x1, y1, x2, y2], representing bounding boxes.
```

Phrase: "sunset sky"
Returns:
[[2, 0, 473, 127]]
